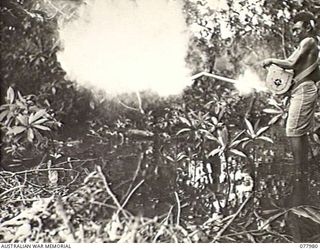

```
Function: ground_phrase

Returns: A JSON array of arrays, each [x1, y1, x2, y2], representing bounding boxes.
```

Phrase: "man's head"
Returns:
[[292, 12, 316, 43]]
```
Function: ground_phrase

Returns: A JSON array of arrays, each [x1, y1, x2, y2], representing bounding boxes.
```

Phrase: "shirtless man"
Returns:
[[262, 12, 320, 205]]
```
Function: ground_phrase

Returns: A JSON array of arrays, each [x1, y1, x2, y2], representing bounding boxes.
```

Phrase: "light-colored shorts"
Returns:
[[286, 80, 319, 137]]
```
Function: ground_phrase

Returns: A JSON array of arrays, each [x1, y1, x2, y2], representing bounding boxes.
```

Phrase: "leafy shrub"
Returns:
[[0, 87, 61, 159]]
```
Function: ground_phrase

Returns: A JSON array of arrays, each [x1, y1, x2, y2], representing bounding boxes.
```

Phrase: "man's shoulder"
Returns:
[[300, 37, 317, 48]]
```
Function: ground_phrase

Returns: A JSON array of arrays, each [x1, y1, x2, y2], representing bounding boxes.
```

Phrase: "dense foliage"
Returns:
[[1, 0, 320, 243]]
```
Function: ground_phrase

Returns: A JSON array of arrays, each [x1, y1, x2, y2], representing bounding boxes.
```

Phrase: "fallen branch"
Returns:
[[219, 207, 293, 240], [259, 210, 289, 230], [65, 171, 80, 187], [119, 180, 144, 212], [1, 168, 78, 177], [1, 157, 97, 177], [136, 91, 144, 114], [162, 206, 174, 225], [119, 100, 141, 112], [96, 165, 128, 219], [219, 229, 260, 239], [121, 152, 144, 203], [174, 192, 181, 226], [118, 92, 144, 114], [3, 198, 39, 203], [89, 201, 134, 218], [266, 228, 293, 243], [126, 129, 154, 138], [53, 158, 98, 167], [0, 185, 25, 199], [36, 158, 97, 170], [212, 193, 252, 242]]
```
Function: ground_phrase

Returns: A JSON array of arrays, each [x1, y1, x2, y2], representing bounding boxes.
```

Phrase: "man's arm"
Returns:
[[262, 37, 316, 69]]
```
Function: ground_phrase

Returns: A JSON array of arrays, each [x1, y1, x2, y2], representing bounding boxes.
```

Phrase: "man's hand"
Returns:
[[262, 58, 274, 68]]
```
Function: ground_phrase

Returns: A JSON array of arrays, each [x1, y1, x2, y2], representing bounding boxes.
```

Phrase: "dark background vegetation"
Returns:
[[1, 0, 320, 243]]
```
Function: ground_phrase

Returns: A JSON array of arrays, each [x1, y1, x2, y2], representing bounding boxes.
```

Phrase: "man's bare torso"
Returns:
[[293, 36, 320, 86]]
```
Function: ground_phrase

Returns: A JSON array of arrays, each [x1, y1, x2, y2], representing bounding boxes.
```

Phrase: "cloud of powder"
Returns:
[[235, 67, 267, 96], [234, 49, 268, 96], [57, 0, 191, 96]]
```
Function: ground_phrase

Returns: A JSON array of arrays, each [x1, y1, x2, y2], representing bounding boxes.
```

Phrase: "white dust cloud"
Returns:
[[235, 68, 267, 96], [57, 0, 190, 96]]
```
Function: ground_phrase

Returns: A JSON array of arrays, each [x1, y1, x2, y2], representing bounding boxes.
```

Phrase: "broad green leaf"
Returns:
[[0, 105, 9, 111], [229, 137, 250, 148], [218, 106, 226, 121], [205, 133, 220, 143], [218, 126, 229, 146], [268, 114, 282, 125], [199, 129, 211, 135], [33, 128, 43, 141], [244, 118, 255, 136], [44, 99, 51, 107], [214, 105, 220, 115], [165, 155, 174, 162], [302, 207, 320, 224], [17, 114, 28, 126], [4, 113, 14, 127], [229, 149, 247, 158], [257, 136, 273, 144], [267, 98, 280, 107], [208, 148, 221, 157], [8, 126, 26, 135], [209, 124, 216, 133], [232, 129, 246, 141], [7, 87, 15, 104], [33, 118, 48, 125], [256, 126, 269, 136], [313, 133, 320, 144], [291, 206, 320, 224], [202, 112, 210, 120], [211, 116, 218, 125], [178, 116, 191, 127], [0, 110, 9, 122], [32, 124, 51, 131], [242, 140, 252, 149], [29, 109, 47, 124], [261, 209, 281, 215], [27, 128, 34, 142], [176, 155, 187, 162], [176, 128, 191, 135], [16, 100, 26, 109], [204, 100, 215, 108], [254, 119, 260, 131], [17, 91, 25, 102], [217, 134, 224, 147], [28, 113, 35, 124], [263, 108, 282, 114]]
